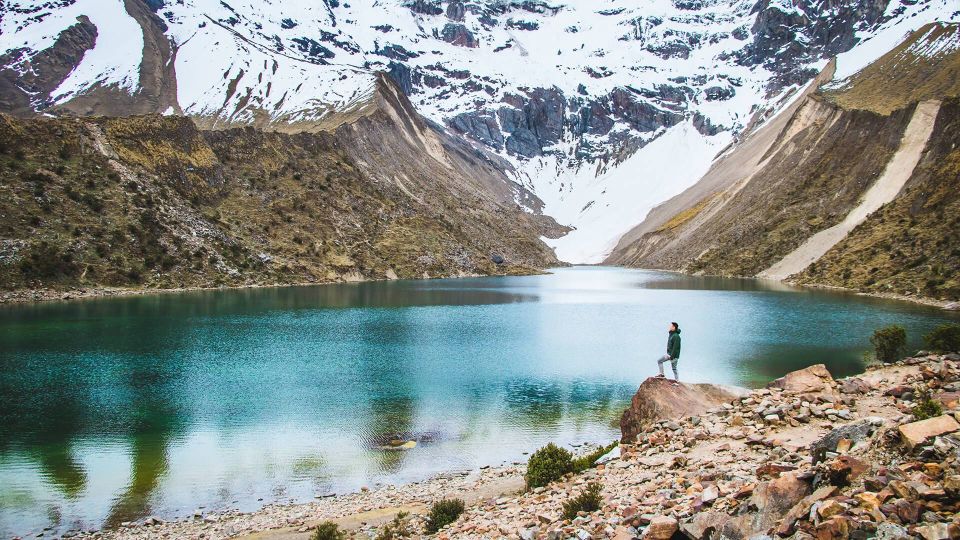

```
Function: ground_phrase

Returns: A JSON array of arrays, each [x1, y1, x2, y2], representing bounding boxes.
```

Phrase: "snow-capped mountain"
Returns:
[[1, 0, 957, 262]]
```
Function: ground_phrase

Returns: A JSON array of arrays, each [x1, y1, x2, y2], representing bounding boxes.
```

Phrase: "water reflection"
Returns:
[[1, 267, 958, 537]]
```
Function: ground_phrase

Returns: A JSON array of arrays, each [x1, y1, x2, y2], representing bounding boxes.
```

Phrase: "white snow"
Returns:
[[52, 0, 144, 101], [831, 0, 960, 81], [0, 0, 144, 100], [523, 121, 732, 263]]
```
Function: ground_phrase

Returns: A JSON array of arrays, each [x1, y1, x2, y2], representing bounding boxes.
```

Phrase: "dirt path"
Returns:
[[759, 99, 941, 281]]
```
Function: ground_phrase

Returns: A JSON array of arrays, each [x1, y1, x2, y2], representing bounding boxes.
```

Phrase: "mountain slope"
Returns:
[[0, 75, 561, 300], [2, 0, 957, 263], [607, 22, 960, 302]]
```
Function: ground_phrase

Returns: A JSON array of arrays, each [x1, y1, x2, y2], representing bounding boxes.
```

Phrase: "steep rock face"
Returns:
[[0, 75, 561, 298], [608, 96, 913, 275], [620, 376, 749, 443], [0, 16, 97, 115], [794, 97, 960, 300], [608, 23, 960, 301], [741, 0, 891, 90]]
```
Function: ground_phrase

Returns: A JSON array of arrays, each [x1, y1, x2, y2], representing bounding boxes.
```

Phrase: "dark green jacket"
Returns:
[[667, 329, 681, 359]]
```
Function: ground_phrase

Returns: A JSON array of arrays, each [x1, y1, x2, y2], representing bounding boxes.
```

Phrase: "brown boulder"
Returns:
[[827, 456, 870, 486], [814, 516, 850, 540], [680, 511, 727, 540], [768, 364, 834, 394], [722, 473, 812, 539], [898, 415, 960, 449], [944, 475, 960, 498], [620, 377, 748, 443], [840, 377, 872, 394], [645, 515, 679, 540], [776, 485, 838, 537], [937, 391, 960, 409]]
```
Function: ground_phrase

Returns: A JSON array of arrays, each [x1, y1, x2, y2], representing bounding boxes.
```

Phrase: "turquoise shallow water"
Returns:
[[1, 266, 957, 536]]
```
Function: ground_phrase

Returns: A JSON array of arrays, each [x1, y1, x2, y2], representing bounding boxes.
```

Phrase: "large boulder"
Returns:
[[810, 419, 879, 463], [720, 472, 812, 540], [620, 377, 749, 443], [644, 516, 679, 540], [767, 364, 834, 394], [898, 415, 960, 449]]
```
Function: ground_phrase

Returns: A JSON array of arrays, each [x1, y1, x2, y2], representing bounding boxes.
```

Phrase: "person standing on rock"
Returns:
[[656, 322, 681, 380]]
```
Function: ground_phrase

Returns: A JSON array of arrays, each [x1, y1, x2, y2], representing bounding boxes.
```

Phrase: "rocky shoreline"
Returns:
[[0, 266, 547, 305], [1, 270, 955, 310], [54, 352, 960, 540]]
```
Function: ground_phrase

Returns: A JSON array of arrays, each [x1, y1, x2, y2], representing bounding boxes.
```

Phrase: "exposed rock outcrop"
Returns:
[[620, 376, 749, 443]]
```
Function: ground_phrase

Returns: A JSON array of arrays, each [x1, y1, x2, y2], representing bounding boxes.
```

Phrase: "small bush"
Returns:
[[561, 482, 603, 520], [425, 499, 464, 533], [924, 324, 960, 353], [911, 387, 943, 421], [525, 443, 574, 489], [572, 441, 619, 473], [311, 521, 346, 540], [19, 241, 79, 280], [871, 325, 907, 363], [375, 511, 412, 540]]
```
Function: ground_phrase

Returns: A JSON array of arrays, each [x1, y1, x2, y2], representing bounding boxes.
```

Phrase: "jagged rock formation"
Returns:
[[620, 376, 750, 443], [607, 22, 960, 302], [0, 75, 562, 300]]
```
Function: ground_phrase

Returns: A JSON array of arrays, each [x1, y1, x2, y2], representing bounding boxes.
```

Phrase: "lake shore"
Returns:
[[0, 265, 547, 305], [63, 352, 960, 540], [1, 268, 956, 310]]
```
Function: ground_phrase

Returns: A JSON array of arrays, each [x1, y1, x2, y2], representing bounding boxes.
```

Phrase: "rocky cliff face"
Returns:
[[0, 75, 561, 300], [607, 23, 960, 302]]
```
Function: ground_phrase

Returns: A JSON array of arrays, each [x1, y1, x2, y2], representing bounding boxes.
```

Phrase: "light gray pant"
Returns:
[[657, 354, 678, 380]]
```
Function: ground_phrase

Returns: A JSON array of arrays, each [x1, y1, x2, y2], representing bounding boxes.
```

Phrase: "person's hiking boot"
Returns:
[[655, 374, 665, 378]]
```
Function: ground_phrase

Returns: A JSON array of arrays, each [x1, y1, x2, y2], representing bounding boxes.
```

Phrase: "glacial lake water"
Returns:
[[1, 266, 958, 536]]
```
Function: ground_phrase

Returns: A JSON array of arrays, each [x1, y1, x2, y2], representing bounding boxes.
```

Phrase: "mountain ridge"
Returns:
[[2, 0, 957, 263], [0, 72, 563, 301], [606, 22, 960, 303]]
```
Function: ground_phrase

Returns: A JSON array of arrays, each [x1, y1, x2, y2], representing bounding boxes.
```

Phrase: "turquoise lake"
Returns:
[[1, 266, 958, 536]]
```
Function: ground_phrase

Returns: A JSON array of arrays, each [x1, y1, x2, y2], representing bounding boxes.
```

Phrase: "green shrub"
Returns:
[[911, 387, 943, 421], [425, 499, 464, 533], [375, 511, 412, 539], [871, 325, 907, 363], [924, 324, 960, 353], [561, 482, 603, 520], [525, 443, 574, 489], [572, 441, 619, 473], [311, 521, 346, 540], [19, 241, 79, 280]]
